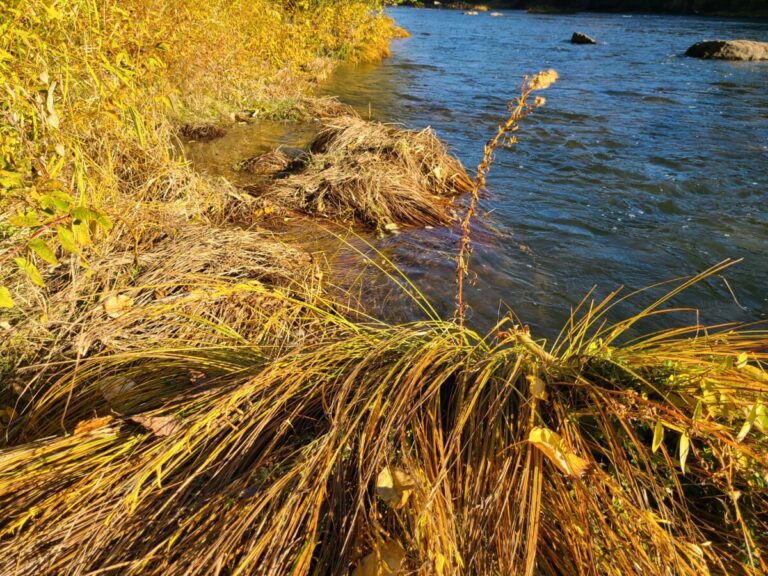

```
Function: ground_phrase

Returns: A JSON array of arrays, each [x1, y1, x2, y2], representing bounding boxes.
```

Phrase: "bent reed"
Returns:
[[1, 1, 767, 575]]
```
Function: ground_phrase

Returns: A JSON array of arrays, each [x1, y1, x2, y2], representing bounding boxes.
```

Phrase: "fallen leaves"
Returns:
[[128, 414, 183, 437], [353, 540, 405, 576], [0, 287, 13, 308], [528, 426, 591, 479], [74, 415, 115, 435], [103, 294, 134, 318], [99, 375, 137, 407], [376, 466, 417, 509]]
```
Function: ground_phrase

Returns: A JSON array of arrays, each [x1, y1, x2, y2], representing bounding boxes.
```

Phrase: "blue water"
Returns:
[[324, 8, 768, 336]]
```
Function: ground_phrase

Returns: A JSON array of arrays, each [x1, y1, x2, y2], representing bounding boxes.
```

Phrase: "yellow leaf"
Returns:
[[57, 226, 77, 253], [72, 219, 90, 246], [528, 426, 591, 478], [14, 257, 45, 287], [434, 552, 446, 576], [652, 419, 664, 453], [736, 403, 758, 443], [74, 415, 115, 435], [0, 287, 13, 308], [103, 294, 134, 318], [526, 373, 548, 401], [128, 106, 146, 147], [27, 238, 58, 265], [736, 352, 748, 369], [679, 433, 690, 474], [353, 540, 405, 576], [377, 466, 417, 509]]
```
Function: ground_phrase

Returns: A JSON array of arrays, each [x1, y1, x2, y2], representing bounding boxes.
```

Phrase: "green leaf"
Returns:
[[128, 106, 146, 147], [89, 208, 112, 231], [39, 191, 73, 213], [71, 207, 91, 246], [70, 206, 90, 222], [14, 257, 45, 287], [736, 403, 758, 443], [9, 210, 42, 228], [0, 170, 24, 189], [57, 226, 77, 253], [27, 238, 58, 265], [679, 433, 690, 475], [652, 420, 664, 453], [756, 403, 768, 435], [692, 400, 703, 422], [0, 287, 13, 308]]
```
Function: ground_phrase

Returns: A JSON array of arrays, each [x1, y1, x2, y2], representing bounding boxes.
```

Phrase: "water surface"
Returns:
[[322, 8, 768, 336]]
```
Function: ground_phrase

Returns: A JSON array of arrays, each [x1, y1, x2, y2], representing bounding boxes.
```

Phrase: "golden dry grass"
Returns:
[[2, 1, 767, 574], [0, 265, 766, 575], [250, 115, 473, 231]]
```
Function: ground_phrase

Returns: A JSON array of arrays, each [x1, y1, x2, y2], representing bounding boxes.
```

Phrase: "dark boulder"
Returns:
[[571, 32, 596, 45]]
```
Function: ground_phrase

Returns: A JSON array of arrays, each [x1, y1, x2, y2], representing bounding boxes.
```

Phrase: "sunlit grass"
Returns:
[[1, 1, 767, 574], [1, 264, 766, 574]]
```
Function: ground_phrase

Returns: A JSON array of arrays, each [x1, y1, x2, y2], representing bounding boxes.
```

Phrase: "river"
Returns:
[[320, 7, 768, 337]]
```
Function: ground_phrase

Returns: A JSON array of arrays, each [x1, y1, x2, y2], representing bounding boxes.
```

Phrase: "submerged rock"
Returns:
[[571, 32, 597, 45], [685, 40, 768, 61]]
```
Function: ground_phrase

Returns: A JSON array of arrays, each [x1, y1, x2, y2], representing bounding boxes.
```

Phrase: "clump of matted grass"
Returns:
[[0, 264, 766, 575], [246, 114, 474, 231], [0, 216, 328, 444]]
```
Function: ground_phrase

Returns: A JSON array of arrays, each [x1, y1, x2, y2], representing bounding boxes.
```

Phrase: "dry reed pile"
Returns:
[[249, 115, 474, 231], [1, 219, 326, 444]]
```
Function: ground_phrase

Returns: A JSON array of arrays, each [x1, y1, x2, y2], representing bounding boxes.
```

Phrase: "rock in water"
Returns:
[[571, 32, 596, 45], [685, 40, 768, 61]]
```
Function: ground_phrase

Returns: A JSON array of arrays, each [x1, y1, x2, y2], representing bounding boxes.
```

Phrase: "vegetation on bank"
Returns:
[[397, 0, 768, 17], [1, 1, 767, 575], [0, 0, 401, 302]]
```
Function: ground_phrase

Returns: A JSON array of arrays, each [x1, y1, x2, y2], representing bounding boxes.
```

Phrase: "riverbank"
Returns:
[[398, 0, 768, 18], [1, 2, 767, 574]]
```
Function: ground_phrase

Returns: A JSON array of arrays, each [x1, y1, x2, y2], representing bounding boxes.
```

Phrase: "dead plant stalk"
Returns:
[[455, 70, 558, 327]]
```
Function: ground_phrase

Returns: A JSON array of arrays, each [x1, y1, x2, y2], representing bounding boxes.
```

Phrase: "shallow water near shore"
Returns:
[[319, 7, 768, 336]]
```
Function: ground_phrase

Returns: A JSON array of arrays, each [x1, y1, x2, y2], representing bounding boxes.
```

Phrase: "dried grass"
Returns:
[[251, 115, 473, 231], [0, 269, 766, 575], [1, 218, 324, 443], [178, 123, 227, 142], [236, 148, 305, 177]]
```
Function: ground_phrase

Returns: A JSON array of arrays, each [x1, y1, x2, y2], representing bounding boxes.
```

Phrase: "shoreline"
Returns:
[[395, 1, 768, 19], [2, 2, 767, 574]]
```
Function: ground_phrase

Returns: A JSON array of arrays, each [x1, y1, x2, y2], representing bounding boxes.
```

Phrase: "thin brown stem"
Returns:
[[455, 70, 558, 328]]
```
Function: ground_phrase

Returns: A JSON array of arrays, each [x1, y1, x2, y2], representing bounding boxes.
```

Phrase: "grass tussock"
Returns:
[[1, 219, 326, 443], [0, 265, 766, 574], [250, 115, 474, 231]]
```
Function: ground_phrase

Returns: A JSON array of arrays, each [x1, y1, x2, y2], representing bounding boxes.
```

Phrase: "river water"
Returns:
[[320, 7, 768, 336]]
